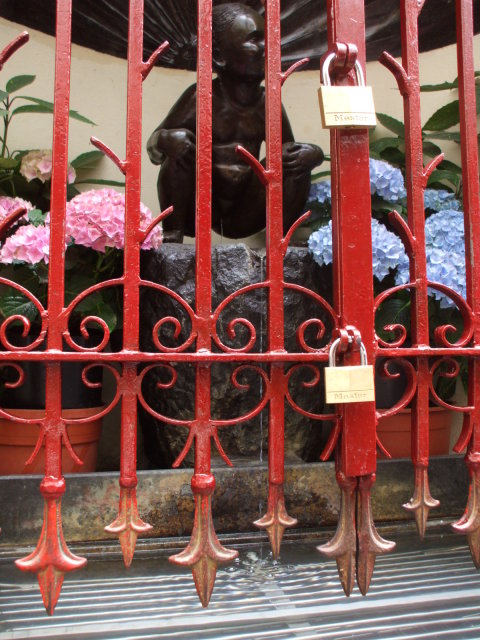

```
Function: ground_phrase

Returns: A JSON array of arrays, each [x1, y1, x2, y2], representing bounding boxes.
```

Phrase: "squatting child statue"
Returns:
[[147, 2, 324, 243]]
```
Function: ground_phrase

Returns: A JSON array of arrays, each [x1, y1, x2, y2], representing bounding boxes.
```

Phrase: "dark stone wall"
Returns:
[[139, 244, 334, 468]]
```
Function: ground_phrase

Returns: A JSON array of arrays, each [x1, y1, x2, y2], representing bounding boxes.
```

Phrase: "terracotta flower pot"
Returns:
[[376, 407, 453, 459], [0, 407, 102, 475]]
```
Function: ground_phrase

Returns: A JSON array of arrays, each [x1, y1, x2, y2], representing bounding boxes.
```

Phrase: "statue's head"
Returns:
[[212, 3, 265, 79]]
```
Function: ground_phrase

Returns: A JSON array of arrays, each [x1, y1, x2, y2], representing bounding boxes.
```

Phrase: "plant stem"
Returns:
[[1, 97, 11, 159]]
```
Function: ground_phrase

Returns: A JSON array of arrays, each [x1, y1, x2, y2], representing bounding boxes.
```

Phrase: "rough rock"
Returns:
[[139, 244, 333, 468]]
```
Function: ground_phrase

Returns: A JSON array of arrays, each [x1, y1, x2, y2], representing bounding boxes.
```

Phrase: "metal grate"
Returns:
[[1, 529, 480, 639], [0, 0, 479, 614]]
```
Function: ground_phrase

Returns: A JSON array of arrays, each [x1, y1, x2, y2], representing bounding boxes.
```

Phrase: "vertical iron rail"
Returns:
[[15, 0, 87, 615], [318, 0, 395, 596], [254, 0, 297, 557], [104, 0, 153, 565], [397, 0, 440, 536], [452, 0, 480, 565], [326, 0, 376, 481], [169, 0, 238, 607], [379, 0, 451, 536]]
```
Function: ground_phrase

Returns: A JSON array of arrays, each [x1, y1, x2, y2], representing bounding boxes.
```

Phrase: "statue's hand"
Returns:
[[282, 142, 324, 175], [165, 129, 196, 163], [147, 128, 196, 167]]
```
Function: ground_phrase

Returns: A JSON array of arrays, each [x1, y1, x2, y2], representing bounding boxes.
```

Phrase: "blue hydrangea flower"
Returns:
[[309, 160, 408, 207], [309, 208, 467, 310], [308, 180, 331, 204], [308, 218, 408, 281], [369, 158, 407, 202], [309, 162, 458, 210], [395, 208, 466, 308], [426, 209, 466, 307], [308, 220, 333, 266], [371, 219, 409, 280], [424, 188, 461, 213]]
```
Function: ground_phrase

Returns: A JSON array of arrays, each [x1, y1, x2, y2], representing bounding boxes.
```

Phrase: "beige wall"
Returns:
[[1, 17, 478, 246]]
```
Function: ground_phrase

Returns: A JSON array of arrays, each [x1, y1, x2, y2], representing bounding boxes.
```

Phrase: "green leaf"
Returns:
[[70, 150, 104, 169], [67, 109, 95, 124], [11, 104, 54, 117], [28, 209, 47, 227], [438, 159, 463, 175], [16, 96, 55, 108], [424, 131, 461, 143], [0, 157, 19, 169], [0, 108, 8, 117], [427, 169, 462, 189], [369, 136, 403, 156], [421, 80, 458, 92], [6, 75, 36, 94], [376, 113, 405, 137], [15, 96, 95, 124], [422, 140, 442, 157], [11, 149, 30, 160], [423, 85, 480, 131], [66, 183, 81, 200], [96, 303, 117, 332], [0, 294, 38, 322], [371, 194, 403, 214], [310, 170, 331, 181], [64, 274, 96, 303], [420, 71, 480, 92], [423, 100, 460, 131], [76, 298, 117, 332], [379, 147, 405, 167], [74, 178, 126, 187], [376, 297, 410, 341], [0, 90, 9, 102]]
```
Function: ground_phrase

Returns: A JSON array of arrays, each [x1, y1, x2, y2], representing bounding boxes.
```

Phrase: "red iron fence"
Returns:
[[0, 0, 478, 616]]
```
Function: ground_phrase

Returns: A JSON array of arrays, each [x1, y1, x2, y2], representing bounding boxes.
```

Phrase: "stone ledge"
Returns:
[[0, 456, 468, 547]]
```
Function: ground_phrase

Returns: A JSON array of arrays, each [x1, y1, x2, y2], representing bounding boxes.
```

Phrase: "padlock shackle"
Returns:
[[328, 337, 368, 367], [321, 52, 366, 88]]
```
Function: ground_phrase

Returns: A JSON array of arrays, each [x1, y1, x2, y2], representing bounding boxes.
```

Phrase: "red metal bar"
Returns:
[[2, 345, 480, 363], [15, 0, 87, 615], [378, 0, 456, 536], [451, 0, 480, 566], [327, 0, 376, 479], [398, 0, 439, 536], [253, 0, 297, 558], [104, 0, 152, 566], [318, 0, 394, 596], [123, 0, 144, 351], [0, 31, 29, 70], [169, 0, 238, 607]]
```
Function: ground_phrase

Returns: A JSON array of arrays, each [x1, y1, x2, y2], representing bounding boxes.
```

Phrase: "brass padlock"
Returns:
[[324, 338, 375, 404], [318, 53, 376, 129]]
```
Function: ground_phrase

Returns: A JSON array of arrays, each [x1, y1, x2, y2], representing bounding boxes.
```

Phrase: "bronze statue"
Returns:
[[147, 2, 324, 242]]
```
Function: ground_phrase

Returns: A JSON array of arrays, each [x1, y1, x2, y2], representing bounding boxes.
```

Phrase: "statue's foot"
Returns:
[[162, 230, 185, 243]]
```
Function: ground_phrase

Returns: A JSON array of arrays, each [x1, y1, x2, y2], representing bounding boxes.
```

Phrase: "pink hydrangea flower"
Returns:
[[19, 149, 76, 184], [0, 223, 50, 264], [64, 188, 162, 252], [0, 196, 33, 224], [0, 188, 162, 266]]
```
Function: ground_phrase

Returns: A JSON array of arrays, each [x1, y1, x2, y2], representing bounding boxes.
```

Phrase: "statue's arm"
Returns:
[[147, 84, 197, 165]]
